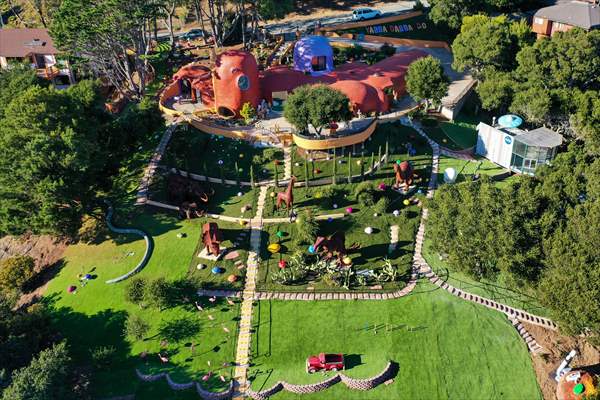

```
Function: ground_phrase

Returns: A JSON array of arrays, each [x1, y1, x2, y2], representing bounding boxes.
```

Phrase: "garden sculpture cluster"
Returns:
[[393, 160, 414, 192]]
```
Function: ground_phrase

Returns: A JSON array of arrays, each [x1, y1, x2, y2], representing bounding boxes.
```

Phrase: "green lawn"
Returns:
[[437, 156, 508, 185], [162, 125, 281, 182], [422, 239, 549, 317], [257, 206, 420, 292], [248, 285, 542, 400], [43, 212, 241, 399]]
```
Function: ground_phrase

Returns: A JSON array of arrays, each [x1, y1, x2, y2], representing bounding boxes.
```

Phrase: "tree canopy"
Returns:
[[406, 55, 450, 107], [427, 144, 600, 341], [0, 67, 164, 237], [283, 85, 352, 136]]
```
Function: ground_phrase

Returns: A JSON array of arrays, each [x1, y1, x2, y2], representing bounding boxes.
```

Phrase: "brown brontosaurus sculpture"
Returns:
[[202, 222, 223, 257], [393, 160, 414, 192], [313, 232, 347, 262], [276, 176, 296, 211]]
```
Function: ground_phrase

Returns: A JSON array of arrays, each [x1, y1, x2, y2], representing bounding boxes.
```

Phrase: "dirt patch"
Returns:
[[0, 234, 68, 306], [524, 322, 600, 400]]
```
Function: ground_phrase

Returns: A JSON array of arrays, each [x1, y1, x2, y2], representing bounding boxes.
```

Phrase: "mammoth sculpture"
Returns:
[[167, 173, 214, 219]]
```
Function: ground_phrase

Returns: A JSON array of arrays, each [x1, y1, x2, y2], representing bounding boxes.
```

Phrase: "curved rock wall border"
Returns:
[[246, 361, 398, 399], [104, 203, 153, 284], [135, 369, 233, 399]]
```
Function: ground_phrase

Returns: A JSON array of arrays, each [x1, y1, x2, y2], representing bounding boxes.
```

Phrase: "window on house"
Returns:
[[534, 17, 544, 25], [311, 56, 327, 72]]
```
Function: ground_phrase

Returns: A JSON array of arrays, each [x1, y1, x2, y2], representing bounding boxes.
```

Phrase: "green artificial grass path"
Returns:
[[43, 212, 241, 398], [249, 284, 542, 400]]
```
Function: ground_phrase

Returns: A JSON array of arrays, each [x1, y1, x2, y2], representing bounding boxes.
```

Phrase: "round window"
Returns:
[[237, 75, 250, 91]]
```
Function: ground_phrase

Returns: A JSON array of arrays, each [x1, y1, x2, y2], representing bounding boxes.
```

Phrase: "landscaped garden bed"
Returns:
[[436, 156, 509, 184], [162, 124, 283, 182], [247, 289, 542, 399], [257, 204, 420, 292]]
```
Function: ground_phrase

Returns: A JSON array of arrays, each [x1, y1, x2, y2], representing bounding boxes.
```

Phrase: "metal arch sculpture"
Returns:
[[202, 222, 223, 257]]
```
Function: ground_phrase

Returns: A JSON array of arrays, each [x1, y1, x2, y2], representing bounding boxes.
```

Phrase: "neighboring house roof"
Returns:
[[0, 28, 59, 58], [534, 1, 600, 30], [516, 127, 563, 148]]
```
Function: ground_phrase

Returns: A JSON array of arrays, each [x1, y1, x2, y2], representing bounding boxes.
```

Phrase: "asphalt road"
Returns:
[[158, 1, 422, 39], [265, 1, 419, 35]]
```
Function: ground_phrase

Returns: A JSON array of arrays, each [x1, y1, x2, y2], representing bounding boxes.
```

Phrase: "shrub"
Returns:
[[380, 43, 396, 57], [124, 314, 150, 341], [91, 346, 116, 368], [144, 278, 171, 310], [240, 102, 256, 125], [358, 191, 375, 207], [0, 256, 36, 294], [317, 186, 340, 209], [353, 181, 375, 198], [294, 211, 318, 245], [124, 277, 147, 307], [413, 0, 424, 11], [374, 197, 391, 214], [262, 148, 283, 162]]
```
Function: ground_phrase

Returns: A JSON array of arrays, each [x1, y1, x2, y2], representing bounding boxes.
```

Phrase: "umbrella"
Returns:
[[498, 114, 523, 128]]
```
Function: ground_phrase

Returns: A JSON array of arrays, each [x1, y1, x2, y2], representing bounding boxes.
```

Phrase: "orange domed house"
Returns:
[[163, 37, 426, 119]]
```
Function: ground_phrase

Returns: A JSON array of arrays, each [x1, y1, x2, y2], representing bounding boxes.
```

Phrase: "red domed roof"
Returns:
[[330, 80, 385, 113]]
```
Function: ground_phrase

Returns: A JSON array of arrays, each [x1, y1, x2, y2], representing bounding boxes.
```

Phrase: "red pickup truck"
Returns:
[[306, 353, 344, 373]]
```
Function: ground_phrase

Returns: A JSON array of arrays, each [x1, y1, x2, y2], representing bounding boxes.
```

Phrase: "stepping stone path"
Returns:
[[224, 251, 240, 260], [232, 185, 268, 398], [388, 225, 399, 253], [283, 146, 292, 181]]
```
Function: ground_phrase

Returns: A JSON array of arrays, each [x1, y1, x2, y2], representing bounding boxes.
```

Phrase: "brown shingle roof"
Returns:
[[0, 28, 59, 58], [534, 1, 600, 30]]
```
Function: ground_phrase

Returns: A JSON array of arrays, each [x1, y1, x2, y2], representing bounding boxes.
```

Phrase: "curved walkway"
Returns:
[[104, 202, 153, 284]]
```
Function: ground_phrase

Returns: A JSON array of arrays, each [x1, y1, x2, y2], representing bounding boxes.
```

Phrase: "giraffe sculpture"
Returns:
[[276, 176, 296, 210]]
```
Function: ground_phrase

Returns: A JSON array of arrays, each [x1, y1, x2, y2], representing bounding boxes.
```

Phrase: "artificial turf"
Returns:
[[436, 156, 508, 184], [248, 284, 542, 400], [43, 212, 241, 398]]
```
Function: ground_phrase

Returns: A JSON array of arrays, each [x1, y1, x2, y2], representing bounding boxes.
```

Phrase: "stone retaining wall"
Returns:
[[135, 369, 233, 399], [246, 361, 397, 399]]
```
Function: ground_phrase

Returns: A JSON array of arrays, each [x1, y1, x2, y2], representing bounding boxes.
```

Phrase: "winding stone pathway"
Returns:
[[232, 185, 268, 398]]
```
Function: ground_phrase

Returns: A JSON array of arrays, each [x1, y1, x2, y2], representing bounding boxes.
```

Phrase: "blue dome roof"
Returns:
[[293, 35, 334, 75]]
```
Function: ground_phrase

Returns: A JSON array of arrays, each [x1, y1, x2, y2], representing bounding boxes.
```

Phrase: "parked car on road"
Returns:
[[180, 29, 205, 41], [306, 353, 345, 373], [352, 8, 382, 21]]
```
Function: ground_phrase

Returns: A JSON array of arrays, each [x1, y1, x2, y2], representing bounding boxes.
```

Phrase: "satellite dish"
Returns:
[[444, 168, 457, 184], [498, 114, 523, 128]]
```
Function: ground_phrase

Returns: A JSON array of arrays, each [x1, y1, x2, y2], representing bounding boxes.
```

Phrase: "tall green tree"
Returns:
[[406, 56, 450, 108], [452, 15, 533, 75], [2, 341, 71, 400], [284, 85, 352, 136], [51, 0, 157, 98]]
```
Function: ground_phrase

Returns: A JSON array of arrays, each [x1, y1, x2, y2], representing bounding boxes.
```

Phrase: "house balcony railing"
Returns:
[[35, 65, 61, 79]]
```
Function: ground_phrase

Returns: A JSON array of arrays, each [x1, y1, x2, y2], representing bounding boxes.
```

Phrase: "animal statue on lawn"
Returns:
[[312, 232, 357, 262], [393, 160, 414, 192], [276, 176, 297, 211], [167, 173, 214, 219], [202, 222, 223, 257]]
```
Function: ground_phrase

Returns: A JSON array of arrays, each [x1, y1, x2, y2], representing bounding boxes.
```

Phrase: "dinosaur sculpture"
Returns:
[[202, 222, 223, 257], [393, 160, 414, 192], [313, 232, 347, 262], [276, 176, 296, 211]]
